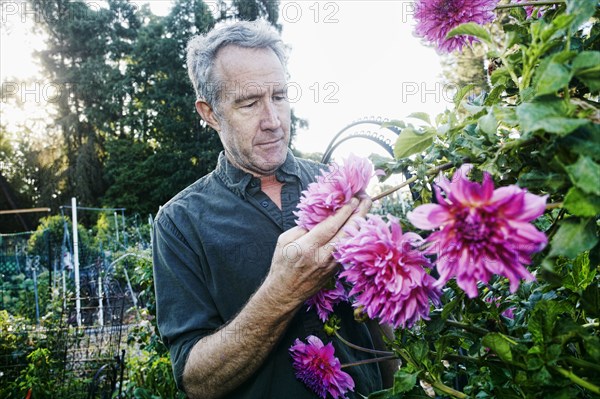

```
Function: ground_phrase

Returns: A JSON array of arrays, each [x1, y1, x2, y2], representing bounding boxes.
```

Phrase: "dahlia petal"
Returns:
[[507, 220, 548, 246], [407, 204, 449, 229], [518, 193, 548, 221], [491, 185, 522, 205], [305, 279, 347, 322], [433, 172, 452, 194]]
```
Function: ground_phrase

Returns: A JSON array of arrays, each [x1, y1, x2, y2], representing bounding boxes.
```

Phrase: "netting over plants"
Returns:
[[0, 209, 152, 398]]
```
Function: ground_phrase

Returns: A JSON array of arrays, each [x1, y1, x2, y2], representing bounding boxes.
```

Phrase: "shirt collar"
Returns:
[[214, 149, 301, 198]]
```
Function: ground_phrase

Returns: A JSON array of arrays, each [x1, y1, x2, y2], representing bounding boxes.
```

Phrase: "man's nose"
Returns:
[[260, 100, 281, 130]]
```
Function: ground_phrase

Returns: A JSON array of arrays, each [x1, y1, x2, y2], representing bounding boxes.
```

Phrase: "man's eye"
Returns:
[[273, 95, 287, 102], [242, 101, 257, 108]]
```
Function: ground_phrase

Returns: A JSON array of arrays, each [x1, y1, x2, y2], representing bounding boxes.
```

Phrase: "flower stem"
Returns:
[[445, 320, 490, 336], [553, 366, 600, 395], [499, 54, 521, 87], [431, 380, 468, 399], [546, 202, 563, 210], [334, 330, 395, 356], [371, 161, 454, 201], [565, 356, 600, 374], [495, 0, 565, 9], [341, 355, 399, 369], [372, 175, 417, 202]]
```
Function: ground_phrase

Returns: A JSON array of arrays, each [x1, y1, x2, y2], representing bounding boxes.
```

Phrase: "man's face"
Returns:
[[205, 45, 291, 177]]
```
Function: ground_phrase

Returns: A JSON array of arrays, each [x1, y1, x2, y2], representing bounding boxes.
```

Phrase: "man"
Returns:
[[153, 19, 386, 399]]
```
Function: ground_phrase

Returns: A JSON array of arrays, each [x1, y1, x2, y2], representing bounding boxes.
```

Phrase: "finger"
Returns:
[[355, 197, 372, 218], [328, 197, 371, 245], [279, 225, 308, 244]]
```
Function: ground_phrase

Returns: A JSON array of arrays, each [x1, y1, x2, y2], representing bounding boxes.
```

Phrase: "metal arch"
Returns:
[[320, 119, 420, 201], [322, 134, 395, 164], [321, 119, 401, 164]]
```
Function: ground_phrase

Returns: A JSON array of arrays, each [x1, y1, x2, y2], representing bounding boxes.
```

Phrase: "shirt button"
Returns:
[[261, 200, 269, 208], [250, 179, 258, 187]]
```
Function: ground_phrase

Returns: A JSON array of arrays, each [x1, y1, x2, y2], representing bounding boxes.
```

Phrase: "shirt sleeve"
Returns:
[[152, 209, 222, 391]]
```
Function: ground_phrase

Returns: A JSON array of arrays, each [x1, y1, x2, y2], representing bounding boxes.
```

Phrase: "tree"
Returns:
[[101, 0, 221, 214], [30, 0, 142, 207]]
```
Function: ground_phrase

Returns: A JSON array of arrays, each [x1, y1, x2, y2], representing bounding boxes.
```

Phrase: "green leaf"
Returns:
[[490, 66, 512, 87], [516, 100, 589, 136], [441, 294, 463, 321], [563, 187, 600, 217], [482, 333, 514, 362], [534, 60, 572, 96], [407, 112, 431, 125], [453, 83, 476, 108], [446, 22, 492, 44], [559, 124, 600, 161], [478, 111, 498, 138], [368, 388, 400, 399], [571, 252, 596, 291], [529, 301, 569, 345], [463, 103, 485, 116], [409, 340, 428, 364], [518, 170, 568, 192], [392, 370, 418, 395], [582, 283, 600, 319], [538, 15, 576, 43], [532, 366, 552, 385], [492, 104, 518, 126], [564, 156, 600, 196], [566, 0, 597, 30], [572, 51, 600, 72], [584, 335, 600, 362], [393, 127, 435, 159], [572, 51, 600, 92], [549, 217, 599, 259], [484, 84, 506, 106]]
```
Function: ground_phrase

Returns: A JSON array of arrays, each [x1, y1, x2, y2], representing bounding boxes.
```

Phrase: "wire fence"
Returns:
[[0, 297, 130, 398], [0, 208, 153, 397]]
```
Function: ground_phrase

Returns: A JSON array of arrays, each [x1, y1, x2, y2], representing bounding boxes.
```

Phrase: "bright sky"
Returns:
[[0, 1, 451, 160]]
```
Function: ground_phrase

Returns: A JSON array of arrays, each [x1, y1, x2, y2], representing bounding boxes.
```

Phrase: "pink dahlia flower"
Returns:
[[414, 0, 499, 53], [289, 335, 355, 399], [334, 214, 441, 329], [305, 279, 347, 322], [295, 153, 374, 230], [407, 164, 548, 298]]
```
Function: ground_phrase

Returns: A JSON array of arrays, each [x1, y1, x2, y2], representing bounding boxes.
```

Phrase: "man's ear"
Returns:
[[195, 100, 221, 132]]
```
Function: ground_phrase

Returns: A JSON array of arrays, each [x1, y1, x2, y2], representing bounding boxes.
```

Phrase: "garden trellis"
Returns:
[[0, 229, 50, 324], [1, 200, 153, 398]]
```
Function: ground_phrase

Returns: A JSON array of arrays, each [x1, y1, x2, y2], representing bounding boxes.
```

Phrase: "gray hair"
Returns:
[[186, 19, 288, 112]]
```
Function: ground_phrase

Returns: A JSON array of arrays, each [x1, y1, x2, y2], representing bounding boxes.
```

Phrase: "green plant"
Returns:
[[360, 1, 599, 398]]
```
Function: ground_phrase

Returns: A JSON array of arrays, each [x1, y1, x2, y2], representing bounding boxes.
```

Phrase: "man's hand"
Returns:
[[264, 196, 372, 307]]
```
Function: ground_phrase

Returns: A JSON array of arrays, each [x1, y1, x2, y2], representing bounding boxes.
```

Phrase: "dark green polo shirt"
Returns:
[[153, 150, 383, 398]]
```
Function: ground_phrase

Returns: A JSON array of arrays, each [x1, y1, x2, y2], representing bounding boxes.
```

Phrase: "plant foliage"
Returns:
[[366, 1, 599, 398]]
